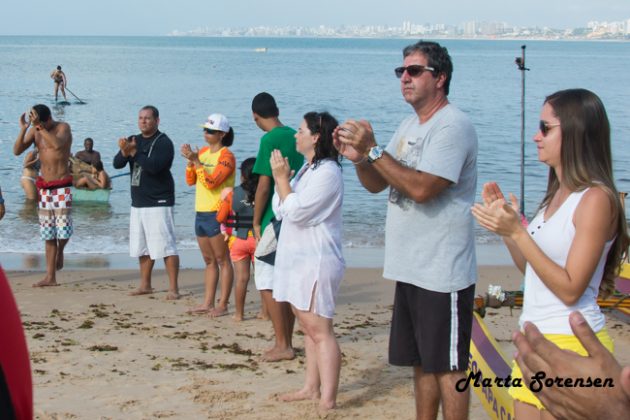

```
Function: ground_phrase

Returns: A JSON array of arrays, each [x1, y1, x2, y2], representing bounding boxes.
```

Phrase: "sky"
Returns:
[[1, 0, 629, 36]]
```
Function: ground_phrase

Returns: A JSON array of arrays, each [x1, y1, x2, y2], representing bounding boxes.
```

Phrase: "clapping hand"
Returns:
[[180, 144, 199, 164], [471, 182, 522, 238], [333, 120, 376, 162], [333, 126, 364, 163], [481, 181, 506, 206], [118, 136, 136, 158], [270, 149, 291, 181]]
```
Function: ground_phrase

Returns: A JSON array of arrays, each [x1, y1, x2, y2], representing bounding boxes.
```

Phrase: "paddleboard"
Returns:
[[468, 312, 515, 420]]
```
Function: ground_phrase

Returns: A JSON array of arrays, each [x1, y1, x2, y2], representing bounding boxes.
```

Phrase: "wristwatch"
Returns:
[[367, 145, 384, 163]]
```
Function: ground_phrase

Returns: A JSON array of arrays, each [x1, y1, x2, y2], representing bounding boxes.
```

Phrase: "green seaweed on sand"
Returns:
[[216, 363, 257, 371], [211, 342, 253, 356], [87, 344, 118, 351], [91, 308, 109, 318], [77, 320, 94, 329], [59, 338, 79, 346]]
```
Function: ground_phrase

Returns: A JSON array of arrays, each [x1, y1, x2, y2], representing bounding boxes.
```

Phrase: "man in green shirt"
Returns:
[[251, 92, 303, 362]]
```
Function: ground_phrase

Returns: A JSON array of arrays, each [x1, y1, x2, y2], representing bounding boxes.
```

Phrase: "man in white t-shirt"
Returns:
[[334, 41, 478, 419]]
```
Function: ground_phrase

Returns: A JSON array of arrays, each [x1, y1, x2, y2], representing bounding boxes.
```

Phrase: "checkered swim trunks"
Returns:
[[38, 186, 73, 241]]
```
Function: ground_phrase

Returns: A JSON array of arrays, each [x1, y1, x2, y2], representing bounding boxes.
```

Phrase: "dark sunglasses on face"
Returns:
[[394, 64, 436, 78], [539, 121, 561, 136], [204, 128, 219, 135]]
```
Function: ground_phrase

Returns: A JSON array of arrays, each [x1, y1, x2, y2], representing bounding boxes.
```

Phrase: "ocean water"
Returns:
[[0, 36, 629, 257]]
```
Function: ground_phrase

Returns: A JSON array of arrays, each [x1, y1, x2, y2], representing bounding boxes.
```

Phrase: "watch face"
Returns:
[[368, 146, 383, 162]]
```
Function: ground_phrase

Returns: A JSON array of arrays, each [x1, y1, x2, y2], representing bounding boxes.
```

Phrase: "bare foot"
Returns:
[[232, 313, 244, 322], [129, 288, 153, 296], [256, 311, 270, 321], [165, 291, 181, 300], [208, 306, 228, 318], [56, 251, 64, 270], [317, 403, 336, 418], [33, 278, 59, 287], [261, 347, 295, 362], [278, 388, 320, 402], [186, 304, 212, 315]]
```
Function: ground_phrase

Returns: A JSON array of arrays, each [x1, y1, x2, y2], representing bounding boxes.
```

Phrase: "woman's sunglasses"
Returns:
[[204, 128, 219, 135], [394, 64, 435, 78], [539, 121, 561, 136]]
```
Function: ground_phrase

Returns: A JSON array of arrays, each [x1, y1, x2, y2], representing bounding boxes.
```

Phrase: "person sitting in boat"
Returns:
[[74, 137, 102, 166], [74, 161, 111, 190], [21, 149, 40, 201]]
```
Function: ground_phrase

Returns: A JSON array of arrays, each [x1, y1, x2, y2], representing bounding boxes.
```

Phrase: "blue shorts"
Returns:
[[195, 211, 221, 237]]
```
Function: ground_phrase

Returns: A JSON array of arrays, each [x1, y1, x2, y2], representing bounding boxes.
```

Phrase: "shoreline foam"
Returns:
[[0, 243, 513, 271]]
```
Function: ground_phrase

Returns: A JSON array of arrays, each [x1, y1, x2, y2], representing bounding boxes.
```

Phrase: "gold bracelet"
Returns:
[[352, 157, 367, 165]]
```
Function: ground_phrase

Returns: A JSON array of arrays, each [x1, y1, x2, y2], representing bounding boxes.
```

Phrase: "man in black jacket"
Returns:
[[114, 105, 180, 299]]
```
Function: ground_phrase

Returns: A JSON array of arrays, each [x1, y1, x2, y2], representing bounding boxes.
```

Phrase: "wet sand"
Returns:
[[5, 265, 630, 419]]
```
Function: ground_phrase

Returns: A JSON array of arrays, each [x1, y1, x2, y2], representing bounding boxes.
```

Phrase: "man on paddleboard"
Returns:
[[50, 65, 67, 102]]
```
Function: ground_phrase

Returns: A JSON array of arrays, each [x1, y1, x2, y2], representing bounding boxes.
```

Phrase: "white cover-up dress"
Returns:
[[272, 160, 345, 318]]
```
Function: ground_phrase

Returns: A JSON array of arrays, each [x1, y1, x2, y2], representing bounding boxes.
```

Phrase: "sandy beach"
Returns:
[[4, 264, 630, 419]]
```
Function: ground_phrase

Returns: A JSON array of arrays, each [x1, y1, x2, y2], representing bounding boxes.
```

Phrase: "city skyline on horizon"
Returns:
[[2, 0, 629, 36]]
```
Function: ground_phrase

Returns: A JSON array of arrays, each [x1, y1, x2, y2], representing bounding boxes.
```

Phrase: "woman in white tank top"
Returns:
[[472, 89, 629, 419]]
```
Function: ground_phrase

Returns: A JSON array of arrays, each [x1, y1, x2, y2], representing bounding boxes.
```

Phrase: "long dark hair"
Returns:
[[303, 111, 340, 168], [221, 127, 234, 147], [541, 88, 629, 298], [240, 157, 259, 204]]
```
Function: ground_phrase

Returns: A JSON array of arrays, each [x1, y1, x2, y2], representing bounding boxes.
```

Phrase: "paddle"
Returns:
[[110, 172, 130, 179], [65, 87, 86, 104]]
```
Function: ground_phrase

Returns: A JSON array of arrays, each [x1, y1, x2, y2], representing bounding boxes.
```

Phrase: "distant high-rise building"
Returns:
[[461, 21, 476, 36]]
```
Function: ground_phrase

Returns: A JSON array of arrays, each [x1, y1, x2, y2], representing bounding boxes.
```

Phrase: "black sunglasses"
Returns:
[[539, 121, 561, 136], [204, 128, 219, 135], [394, 64, 435, 78]]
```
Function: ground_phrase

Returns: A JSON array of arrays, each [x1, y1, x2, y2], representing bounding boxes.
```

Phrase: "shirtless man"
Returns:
[[50, 66, 67, 102], [74, 137, 101, 166], [14, 104, 73, 287]]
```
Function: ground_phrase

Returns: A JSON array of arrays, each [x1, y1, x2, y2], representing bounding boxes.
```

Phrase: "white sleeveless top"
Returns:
[[520, 188, 613, 335]]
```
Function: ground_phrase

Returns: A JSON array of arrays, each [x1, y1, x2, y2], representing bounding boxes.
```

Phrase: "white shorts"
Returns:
[[254, 258, 275, 291], [129, 206, 178, 259], [254, 223, 278, 291]]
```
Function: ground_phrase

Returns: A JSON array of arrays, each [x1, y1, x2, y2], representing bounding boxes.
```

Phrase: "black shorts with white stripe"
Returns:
[[388, 281, 475, 373]]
